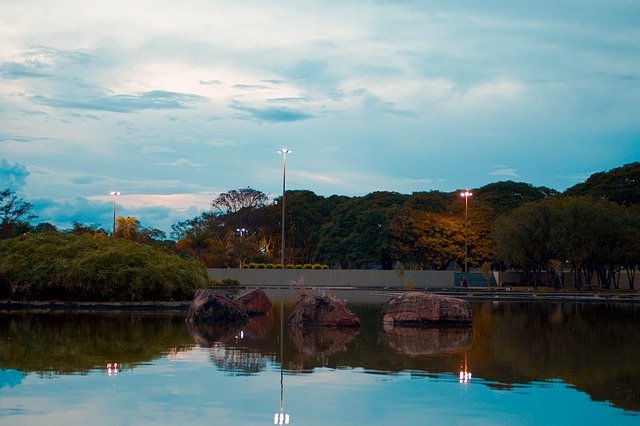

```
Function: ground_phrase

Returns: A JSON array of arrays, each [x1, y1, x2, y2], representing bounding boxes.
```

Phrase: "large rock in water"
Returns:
[[288, 294, 361, 328], [234, 289, 272, 315], [186, 288, 249, 323], [381, 292, 473, 325]]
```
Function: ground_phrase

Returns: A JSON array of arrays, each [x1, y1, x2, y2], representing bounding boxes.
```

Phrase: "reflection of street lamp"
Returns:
[[277, 148, 292, 265], [460, 191, 472, 273], [274, 300, 290, 424], [459, 350, 472, 384], [110, 191, 121, 238]]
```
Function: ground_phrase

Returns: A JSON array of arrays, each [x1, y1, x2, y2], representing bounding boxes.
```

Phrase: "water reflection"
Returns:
[[381, 324, 471, 356], [0, 300, 639, 413]]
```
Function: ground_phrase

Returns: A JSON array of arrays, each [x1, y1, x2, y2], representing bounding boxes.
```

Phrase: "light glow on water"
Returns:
[[1, 301, 639, 425]]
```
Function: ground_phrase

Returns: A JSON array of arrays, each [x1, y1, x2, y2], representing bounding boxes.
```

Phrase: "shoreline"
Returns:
[[2, 286, 640, 312]]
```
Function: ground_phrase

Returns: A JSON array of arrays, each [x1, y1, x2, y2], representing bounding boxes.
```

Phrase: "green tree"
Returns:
[[315, 192, 407, 268], [564, 162, 640, 206]]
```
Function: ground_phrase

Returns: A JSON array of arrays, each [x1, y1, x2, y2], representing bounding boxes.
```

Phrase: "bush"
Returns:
[[311, 264, 322, 269], [257, 263, 265, 269], [274, 264, 284, 269], [285, 264, 295, 269], [247, 263, 258, 269], [295, 265, 303, 269], [302, 264, 313, 269], [0, 233, 209, 302], [265, 263, 274, 269], [321, 265, 330, 270], [221, 278, 240, 286]]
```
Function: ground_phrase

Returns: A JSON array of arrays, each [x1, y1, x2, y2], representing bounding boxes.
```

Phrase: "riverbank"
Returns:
[[2, 286, 640, 312]]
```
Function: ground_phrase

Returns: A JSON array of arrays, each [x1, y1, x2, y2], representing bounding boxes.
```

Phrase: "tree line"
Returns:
[[1, 162, 639, 288]]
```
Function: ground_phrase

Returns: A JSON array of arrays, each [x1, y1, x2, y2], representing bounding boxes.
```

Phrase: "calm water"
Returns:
[[1, 292, 639, 425]]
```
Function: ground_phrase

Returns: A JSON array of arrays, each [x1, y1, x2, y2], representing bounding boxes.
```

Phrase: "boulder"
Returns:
[[186, 288, 248, 323], [288, 294, 361, 328], [235, 289, 272, 315], [381, 292, 473, 326]]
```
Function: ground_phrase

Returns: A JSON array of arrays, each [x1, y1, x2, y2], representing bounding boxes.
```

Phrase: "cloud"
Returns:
[[71, 175, 104, 185], [229, 100, 313, 122], [139, 145, 176, 154], [490, 166, 520, 178], [0, 159, 30, 190], [158, 158, 206, 167], [0, 61, 49, 79], [31, 90, 207, 113], [199, 80, 222, 85]]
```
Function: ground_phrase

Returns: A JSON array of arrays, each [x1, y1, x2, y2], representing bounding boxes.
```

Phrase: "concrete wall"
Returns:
[[206, 268, 455, 289]]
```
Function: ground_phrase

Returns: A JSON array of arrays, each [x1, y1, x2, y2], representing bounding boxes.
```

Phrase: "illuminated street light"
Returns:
[[110, 191, 121, 238], [277, 148, 292, 265], [460, 191, 472, 274], [236, 227, 248, 236]]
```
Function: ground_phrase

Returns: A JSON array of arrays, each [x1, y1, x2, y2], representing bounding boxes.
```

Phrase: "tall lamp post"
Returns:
[[460, 191, 472, 273], [110, 191, 121, 238], [277, 148, 292, 265]]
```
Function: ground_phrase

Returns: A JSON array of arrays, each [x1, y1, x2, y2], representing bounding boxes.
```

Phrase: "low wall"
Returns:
[[206, 268, 455, 289]]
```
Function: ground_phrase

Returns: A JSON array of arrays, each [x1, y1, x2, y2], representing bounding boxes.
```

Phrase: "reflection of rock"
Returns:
[[289, 326, 359, 357], [243, 314, 273, 340], [288, 294, 361, 328], [185, 288, 248, 323], [382, 325, 472, 355], [235, 289, 272, 315], [382, 292, 473, 325]]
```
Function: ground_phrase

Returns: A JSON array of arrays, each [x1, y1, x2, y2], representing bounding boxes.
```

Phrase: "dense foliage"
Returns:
[[0, 233, 209, 301], [2, 163, 638, 286]]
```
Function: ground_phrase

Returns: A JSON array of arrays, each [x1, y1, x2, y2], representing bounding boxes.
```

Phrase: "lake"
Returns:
[[1, 290, 639, 425]]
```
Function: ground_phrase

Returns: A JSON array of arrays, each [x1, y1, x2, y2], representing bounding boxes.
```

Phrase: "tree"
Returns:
[[475, 181, 558, 217], [564, 162, 640, 206], [0, 189, 37, 239], [115, 216, 140, 240], [176, 224, 218, 264], [315, 192, 407, 268], [211, 187, 268, 214]]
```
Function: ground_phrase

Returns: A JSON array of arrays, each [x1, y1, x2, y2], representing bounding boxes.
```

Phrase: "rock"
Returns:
[[382, 325, 472, 355], [186, 288, 248, 323], [288, 294, 361, 328], [381, 292, 473, 326], [235, 289, 272, 316]]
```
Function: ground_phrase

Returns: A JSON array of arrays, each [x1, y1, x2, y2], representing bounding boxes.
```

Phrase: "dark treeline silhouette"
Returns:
[[1, 163, 639, 287]]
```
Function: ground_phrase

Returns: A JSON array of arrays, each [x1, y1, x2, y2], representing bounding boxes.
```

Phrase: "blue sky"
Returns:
[[1, 0, 639, 234]]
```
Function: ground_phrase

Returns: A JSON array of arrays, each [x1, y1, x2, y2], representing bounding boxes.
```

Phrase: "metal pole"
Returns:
[[277, 149, 291, 265], [464, 195, 468, 274], [110, 191, 120, 238], [281, 154, 286, 265]]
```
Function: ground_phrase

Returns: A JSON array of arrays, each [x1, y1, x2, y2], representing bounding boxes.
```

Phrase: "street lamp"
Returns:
[[460, 191, 472, 274], [110, 191, 121, 238], [277, 148, 292, 265]]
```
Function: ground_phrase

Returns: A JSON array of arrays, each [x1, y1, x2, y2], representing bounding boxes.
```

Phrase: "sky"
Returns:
[[1, 0, 639, 236]]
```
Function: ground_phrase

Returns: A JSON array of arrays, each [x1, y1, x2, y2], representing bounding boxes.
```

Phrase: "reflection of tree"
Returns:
[[471, 302, 640, 411], [186, 318, 276, 376], [381, 325, 471, 356], [0, 313, 194, 374]]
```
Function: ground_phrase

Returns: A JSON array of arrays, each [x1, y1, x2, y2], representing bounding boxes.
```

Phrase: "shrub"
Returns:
[[257, 263, 265, 269], [285, 264, 295, 269], [311, 264, 322, 269], [302, 264, 313, 269], [321, 265, 329, 270], [274, 264, 284, 269], [247, 263, 258, 269], [0, 233, 208, 302], [265, 263, 275, 269], [294, 265, 303, 269], [221, 278, 240, 286]]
